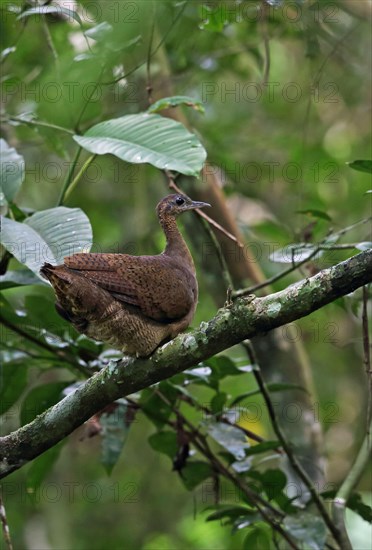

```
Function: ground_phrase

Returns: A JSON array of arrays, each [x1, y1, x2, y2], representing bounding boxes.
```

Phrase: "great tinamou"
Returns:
[[40, 194, 210, 357]]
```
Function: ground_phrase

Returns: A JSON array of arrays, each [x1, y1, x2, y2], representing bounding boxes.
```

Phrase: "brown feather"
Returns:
[[40, 194, 210, 356], [64, 254, 196, 321]]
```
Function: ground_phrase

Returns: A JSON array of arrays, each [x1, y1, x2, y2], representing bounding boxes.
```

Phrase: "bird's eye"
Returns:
[[175, 196, 185, 205]]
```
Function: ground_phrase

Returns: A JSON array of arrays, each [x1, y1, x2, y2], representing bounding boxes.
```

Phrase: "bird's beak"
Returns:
[[189, 200, 211, 210]]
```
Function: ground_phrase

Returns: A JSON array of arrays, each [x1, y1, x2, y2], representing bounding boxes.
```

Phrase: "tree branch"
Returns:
[[1, 250, 371, 479]]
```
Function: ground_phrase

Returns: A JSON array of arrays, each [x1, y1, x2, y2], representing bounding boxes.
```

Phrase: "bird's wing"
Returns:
[[64, 253, 196, 321]]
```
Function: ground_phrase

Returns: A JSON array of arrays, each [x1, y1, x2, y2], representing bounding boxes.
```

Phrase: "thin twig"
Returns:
[[302, 23, 359, 158], [0, 492, 13, 550], [101, 61, 147, 86], [235, 217, 372, 297], [166, 174, 244, 248], [62, 154, 97, 203], [0, 313, 89, 376], [194, 208, 244, 248], [146, 2, 156, 105], [260, 1, 271, 85], [198, 215, 235, 293], [42, 16, 60, 78], [75, 67, 105, 133], [172, 389, 267, 446], [154, 391, 299, 548], [194, 436, 301, 549], [234, 245, 322, 297], [332, 217, 371, 239], [154, 389, 282, 517], [57, 147, 82, 206], [102, 2, 187, 86], [362, 286, 371, 433], [312, 25, 359, 91], [0, 251, 12, 275], [316, 244, 369, 250], [5, 116, 74, 135], [150, 2, 187, 58], [1, 340, 67, 362], [242, 341, 344, 548]]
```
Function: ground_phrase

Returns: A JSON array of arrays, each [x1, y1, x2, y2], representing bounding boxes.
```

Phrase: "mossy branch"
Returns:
[[0, 250, 371, 479]]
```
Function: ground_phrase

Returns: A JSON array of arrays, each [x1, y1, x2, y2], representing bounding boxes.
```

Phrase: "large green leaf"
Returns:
[[243, 523, 272, 550], [206, 421, 250, 460], [0, 354, 28, 416], [206, 505, 257, 523], [140, 382, 178, 429], [0, 139, 25, 205], [101, 399, 132, 474], [296, 209, 332, 221], [1, 207, 92, 278], [1, 47, 16, 63], [322, 491, 372, 523], [85, 21, 113, 41], [24, 294, 68, 329], [26, 441, 66, 498], [257, 469, 287, 500], [180, 461, 213, 491], [355, 241, 372, 251], [244, 440, 281, 456], [270, 243, 323, 263], [73, 114, 206, 176], [148, 431, 178, 459], [199, 4, 231, 32], [17, 5, 84, 27], [210, 392, 227, 414], [347, 160, 372, 174], [20, 382, 71, 426], [0, 269, 43, 289], [284, 513, 327, 550], [205, 355, 243, 378], [83, 22, 141, 54], [343, 493, 372, 523]]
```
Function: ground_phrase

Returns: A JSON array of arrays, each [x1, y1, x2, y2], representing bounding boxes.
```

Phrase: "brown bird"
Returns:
[[40, 194, 210, 357]]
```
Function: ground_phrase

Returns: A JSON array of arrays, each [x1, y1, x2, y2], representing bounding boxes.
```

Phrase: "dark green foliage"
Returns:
[[322, 491, 372, 524], [0, 354, 28, 416], [0, 1, 370, 548], [348, 160, 372, 174], [100, 400, 132, 474], [20, 382, 72, 425]]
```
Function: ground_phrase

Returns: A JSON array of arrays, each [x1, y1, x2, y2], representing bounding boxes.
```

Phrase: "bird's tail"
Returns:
[[40, 262, 98, 330], [40, 261, 116, 322], [40, 262, 55, 280], [40, 262, 77, 296]]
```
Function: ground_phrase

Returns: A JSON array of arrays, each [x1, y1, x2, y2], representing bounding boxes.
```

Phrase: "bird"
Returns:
[[40, 194, 210, 357]]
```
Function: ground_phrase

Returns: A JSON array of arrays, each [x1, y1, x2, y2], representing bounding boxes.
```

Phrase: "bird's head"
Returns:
[[156, 194, 211, 218]]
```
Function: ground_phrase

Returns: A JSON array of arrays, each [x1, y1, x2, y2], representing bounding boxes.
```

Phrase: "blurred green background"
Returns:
[[1, 0, 371, 548]]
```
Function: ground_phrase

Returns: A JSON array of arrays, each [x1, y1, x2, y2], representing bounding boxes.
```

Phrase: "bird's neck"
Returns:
[[159, 215, 195, 269]]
